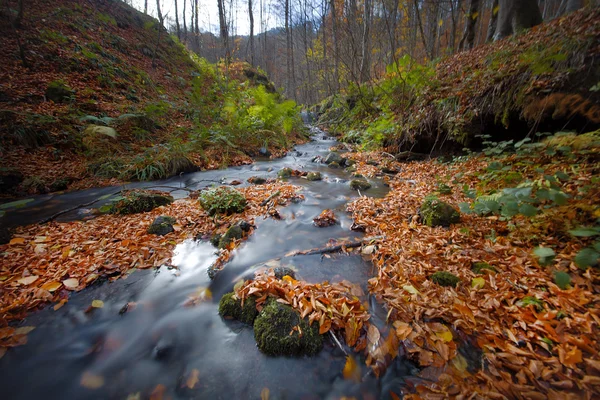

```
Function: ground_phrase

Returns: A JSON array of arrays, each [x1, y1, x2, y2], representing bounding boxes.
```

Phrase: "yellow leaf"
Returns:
[[436, 330, 453, 343], [471, 277, 485, 290], [54, 299, 67, 310], [343, 355, 361, 382], [17, 276, 39, 285], [261, 388, 270, 400], [41, 281, 62, 292], [9, 237, 26, 245], [92, 300, 104, 308], [452, 353, 469, 372], [471, 11, 479, 20], [186, 369, 200, 389], [80, 371, 104, 389], [63, 278, 79, 290], [14, 326, 35, 335], [402, 284, 420, 295], [34, 236, 48, 243], [438, 19, 443, 27]]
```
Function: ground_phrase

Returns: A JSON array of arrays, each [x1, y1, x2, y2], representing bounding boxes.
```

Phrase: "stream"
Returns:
[[0, 128, 423, 399]]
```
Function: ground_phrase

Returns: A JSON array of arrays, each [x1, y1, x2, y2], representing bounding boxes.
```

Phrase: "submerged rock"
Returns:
[[350, 179, 371, 191], [148, 216, 176, 236], [253, 300, 323, 356], [306, 172, 322, 181], [218, 224, 243, 248], [218, 292, 258, 325], [419, 198, 460, 227], [431, 271, 460, 287]]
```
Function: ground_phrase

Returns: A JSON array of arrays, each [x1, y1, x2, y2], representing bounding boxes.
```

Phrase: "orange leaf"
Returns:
[[343, 355, 361, 382], [186, 369, 200, 389], [319, 318, 332, 335]]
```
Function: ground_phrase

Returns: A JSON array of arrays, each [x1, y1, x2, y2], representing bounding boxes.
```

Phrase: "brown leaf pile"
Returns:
[[0, 183, 301, 349], [313, 209, 338, 227]]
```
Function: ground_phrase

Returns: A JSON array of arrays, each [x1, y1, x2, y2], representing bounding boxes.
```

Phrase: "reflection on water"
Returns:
[[0, 129, 423, 399]]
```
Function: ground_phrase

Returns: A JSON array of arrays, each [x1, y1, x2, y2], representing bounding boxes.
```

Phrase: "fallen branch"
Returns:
[[292, 236, 383, 256], [260, 190, 281, 206]]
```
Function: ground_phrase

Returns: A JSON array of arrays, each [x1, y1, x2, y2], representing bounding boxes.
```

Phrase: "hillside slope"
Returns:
[[318, 8, 600, 153], [0, 0, 305, 196]]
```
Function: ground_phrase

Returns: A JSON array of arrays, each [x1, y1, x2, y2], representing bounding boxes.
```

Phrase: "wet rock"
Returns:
[[345, 165, 357, 174], [45, 81, 75, 103], [253, 300, 323, 356], [199, 187, 247, 216], [49, 177, 70, 192], [382, 166, 400, 174], [235, 220, 253, 232], [210, 234, 222, 247], [324, 152, 343, 165], [350, 179, 371, 191], [366, 160, 379, 166], [0, 226, 12, 245], [0, 170, 23, 193], [248, 176, 267, 184], [419, 198, 460, 227], [345, 159, 357, 167], [306, 172, 322, 181], [274, 266, 296, 280], [259, 147, 271, 157], [114, 113, 159, 131], [218, 225, 243, 248], [148, 216, 176, 236], [108, 191, 173, 215], [430, 271, 460, 287], [252, 166, 261, 171], [277, 167, 293, 178], [311, 155, 322, 163], [218, 292, 258, 325], [328, 161, 341, 169], [152, 337, 176, 361]]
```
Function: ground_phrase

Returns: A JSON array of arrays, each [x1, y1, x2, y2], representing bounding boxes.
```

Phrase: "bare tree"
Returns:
[[360, 0, 371, 82], [493, 0, 542, 40], [249, 0, 255, 65], [217, 0, 230, 61], [566, 0, 583, 12], [174, 0, 181, 40], [459, 0, 480, 50]]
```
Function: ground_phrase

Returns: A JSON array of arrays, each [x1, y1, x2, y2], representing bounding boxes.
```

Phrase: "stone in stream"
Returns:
[[419, 197, 460, 227], [350, 179, 371, 191], [259, 147, 271, 157], [327, 161, 341, 169], [218, 224, 243, 249], [273, 266, 296, 280], [147, 216, 176, 236], [323, 152, 344, 165], [306, 172, 322, 181], [277, 167, 293, 178], [108, 190, 173, 215], [247, 176, 267, 184], [253, 299, 323, 356], [218, 292, 258, 325]]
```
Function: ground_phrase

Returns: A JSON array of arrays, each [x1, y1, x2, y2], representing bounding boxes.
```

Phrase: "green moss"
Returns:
[[253, 300, 323, 356], [431, 271, 460, 287], [218, 292, 258, 325], [419, 197, 460, 227], [350, 179, 371, 191], [471, 262, 497, 274], [306, 172, 322, 181], [147, 216, 176, 235], [278, 168, 293, 178], [218, 225, 243, 248], [518, 296, 545, 311], [109, 191, 173, 215], [199, 187, 247, 216]]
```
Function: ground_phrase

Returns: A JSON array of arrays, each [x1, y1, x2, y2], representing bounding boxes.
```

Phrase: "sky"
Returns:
[[131, 0, 281, 36]]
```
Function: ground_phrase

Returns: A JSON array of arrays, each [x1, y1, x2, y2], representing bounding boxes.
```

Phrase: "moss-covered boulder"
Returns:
[[253, 300, 323, 356], [218, 292, 258, 325], [419, 198, 460, 227], [328, 161, 341, 169], [273, 266, 296, 280], [431, 271, 460, 287], [45, 80, 75, 103], [306, 172, 322, 181], [218, 224, 243, 248], [324, 152, 343, 165], [350, 179, 371, 191], [471, 262, 497, 274], [108, 191, 173, 215], [278, 168, 293, 178], [248, 176, 267, 184], [199, 187, 247, 216], [148, 216, 176, 236]]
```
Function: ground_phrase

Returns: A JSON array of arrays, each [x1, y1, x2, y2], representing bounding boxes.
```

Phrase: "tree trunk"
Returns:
[[486, 0, 499, 42], [249, 0, 255, 65], [459, 0, 480, 50], [182, 0, 187, 42], [359, 0, 371, 82], [493, 0, 542, 41], [174, 0, 181, 40], [413, 0, 432, 60], [194, 0, 200, 51], [217, 0, 229, 62], [566, 0, 583, 12], [152, 0, 164, 68], [330, 0, 340, 90], [144, 0, 148, 14]]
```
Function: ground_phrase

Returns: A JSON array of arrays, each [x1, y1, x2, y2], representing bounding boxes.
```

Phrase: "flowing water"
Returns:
[[0, 128, 423, 399]]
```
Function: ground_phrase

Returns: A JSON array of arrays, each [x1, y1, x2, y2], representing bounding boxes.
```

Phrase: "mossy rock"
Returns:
[[253, 300, 323, 356], [218, 292, 258, 325], [148, 216, 176, 236], [199, 186, 247, 216], [218, 224, 243, 248], [328, 161, 341, 169], [419, 198, 460, 227], [306, 172, 322, 181], [248, 176, 267, 184], [324, 152, 343, 165], [278, 168, 293, 178], [345, 165, 357, 173], [350, 179, 371, 191], [210, 233, 222, 247], [437, 183, 452, 195], [273, 266, 296, 280], [471, 262, 497, 274], [431, 271, 460, 287], [345, 159, 357, 167], [109, 191, 173, 215], [45, 81, 75, 103]]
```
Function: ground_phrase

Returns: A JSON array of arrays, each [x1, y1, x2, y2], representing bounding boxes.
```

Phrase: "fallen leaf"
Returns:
[[17, 276, 39, 285], [261, 387, 270, 400], [91, 300, 104, 308], [471, 277, 485, 290], [343, 355, 361, 382], [186, 369, 200, 389], [14, 326, 35, 335], [41, 281, 62, 292], [9, 237, 26, 245], [0, 347, 6, 359], [80, 371, 104, 389], [54, 299, 67, 311], [402, 284, 420, 295], [150, 384, 166, 400], [63, 278, 79, 290]]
